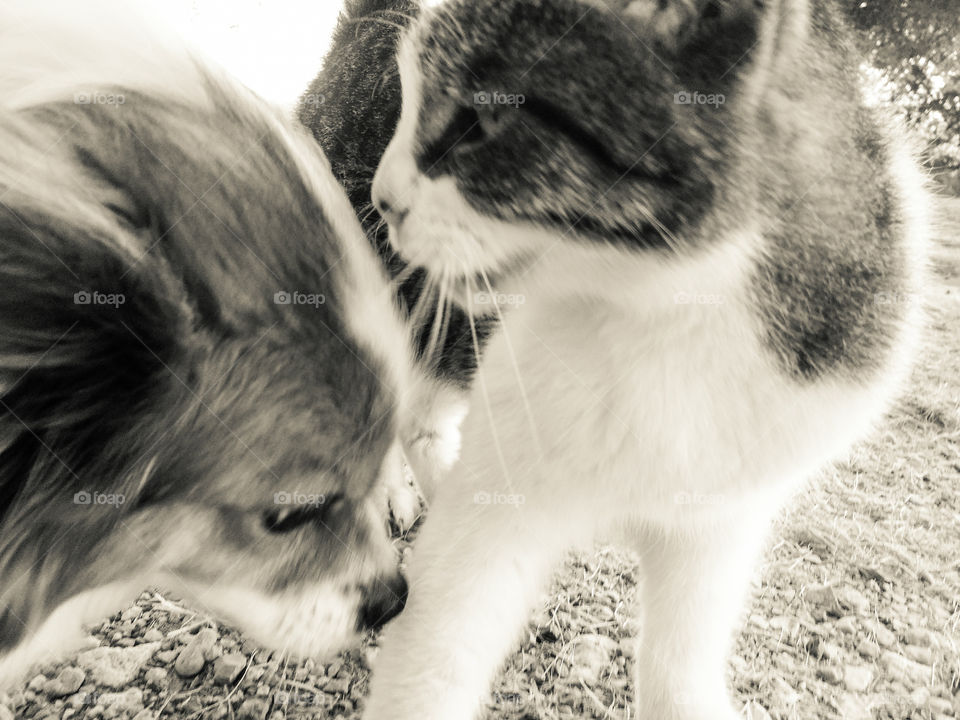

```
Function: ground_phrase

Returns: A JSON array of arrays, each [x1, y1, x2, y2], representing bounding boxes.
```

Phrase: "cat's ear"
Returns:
[[620, 0, 763, 56], [614, 0, 769, 92]]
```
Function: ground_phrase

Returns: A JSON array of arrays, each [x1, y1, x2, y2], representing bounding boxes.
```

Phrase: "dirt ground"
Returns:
[[3, 198, 959, 720]]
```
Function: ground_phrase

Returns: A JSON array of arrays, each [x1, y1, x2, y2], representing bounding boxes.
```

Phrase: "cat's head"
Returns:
[[0, 0, 411, 679], [373, 0, 779, 311]]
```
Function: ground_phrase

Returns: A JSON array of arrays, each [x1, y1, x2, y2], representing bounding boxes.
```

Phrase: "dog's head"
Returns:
[[0, 2, 412, 675]]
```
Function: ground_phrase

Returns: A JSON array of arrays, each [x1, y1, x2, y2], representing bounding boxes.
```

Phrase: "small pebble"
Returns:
[[144, 667, 168, 690], [155, 650, 178, 664], [857, 638, 880, 659], [193, 628, 218, 653], [212, 653, 246, 684], [98, 687, 143, 720], [835, 616, 858, 634], [44, 667, 85, 697], [863, 619, 896, 648], [236, 698, 270, 720], [804, 583, 838, 609], [880, 651, 931, 684], [120, 606, 142, 623], [174, 644, 205, 678], [324, 677, 351, 695], [903, 644, 933, 665], [817, 666, 843, 685], [844, 665, 873, 692], [837, 586, 871, 614]]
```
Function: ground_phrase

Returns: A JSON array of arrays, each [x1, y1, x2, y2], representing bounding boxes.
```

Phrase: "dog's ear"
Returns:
[[0, 111, 189, 511], [0, 107, 195, 646]]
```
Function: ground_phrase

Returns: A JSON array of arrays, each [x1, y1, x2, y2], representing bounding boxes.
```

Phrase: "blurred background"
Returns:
[[851, 0, 960, 195]]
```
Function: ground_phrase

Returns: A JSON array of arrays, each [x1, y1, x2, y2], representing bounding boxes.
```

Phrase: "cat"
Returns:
[[305, 0, 929, 718]]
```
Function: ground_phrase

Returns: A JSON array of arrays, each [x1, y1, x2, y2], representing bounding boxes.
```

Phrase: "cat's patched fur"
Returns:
[[305, 0, 929, 718]]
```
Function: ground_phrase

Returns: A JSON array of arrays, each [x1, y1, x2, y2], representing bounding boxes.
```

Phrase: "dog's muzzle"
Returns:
[[357, 570, 409, 631]]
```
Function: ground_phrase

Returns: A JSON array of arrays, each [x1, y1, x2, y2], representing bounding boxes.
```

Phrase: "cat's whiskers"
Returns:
[[357, 201, 380, 227], [465, 276, 517, 496], [477, 268, 545, 463], [390, 263, 420, 289], [436, 272, 454, 363], [634, 206, 686, 256], [422, 271, 449, 370], [408, 272, 438, 338]]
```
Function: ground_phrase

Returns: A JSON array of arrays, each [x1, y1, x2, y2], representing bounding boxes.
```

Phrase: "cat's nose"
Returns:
[[372, 140, 416, 225], [372, 173, 409, 224], [372, 183, 407, 223]]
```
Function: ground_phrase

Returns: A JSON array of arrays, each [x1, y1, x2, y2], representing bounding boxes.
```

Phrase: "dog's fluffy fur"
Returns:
[[0, 0, 413, 685]]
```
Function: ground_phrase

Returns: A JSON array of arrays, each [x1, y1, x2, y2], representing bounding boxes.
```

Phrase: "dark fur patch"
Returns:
[[297, 0, 492, 387], [412, 0, 761, 249], [749, 0, 910, 380]]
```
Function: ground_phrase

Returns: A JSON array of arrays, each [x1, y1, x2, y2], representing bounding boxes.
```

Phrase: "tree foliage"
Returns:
[[847, 0, 960, 183]]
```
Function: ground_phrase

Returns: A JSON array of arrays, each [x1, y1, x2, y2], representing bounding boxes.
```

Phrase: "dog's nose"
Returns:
[[357, 571, 409, 631]]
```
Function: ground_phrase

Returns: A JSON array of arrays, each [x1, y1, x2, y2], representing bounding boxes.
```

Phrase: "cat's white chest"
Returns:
[[459, 267, 905, 529]]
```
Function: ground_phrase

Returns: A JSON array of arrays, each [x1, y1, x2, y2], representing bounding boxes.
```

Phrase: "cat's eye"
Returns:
[[420, 104, 488, 169], [261, 494, 344, 534]]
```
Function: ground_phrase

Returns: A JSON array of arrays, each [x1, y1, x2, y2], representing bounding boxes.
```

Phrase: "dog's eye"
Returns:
[[262, 495, 344, 534]]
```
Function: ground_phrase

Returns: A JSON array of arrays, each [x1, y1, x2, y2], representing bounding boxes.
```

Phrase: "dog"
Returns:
[[0, 0, 412, 686]]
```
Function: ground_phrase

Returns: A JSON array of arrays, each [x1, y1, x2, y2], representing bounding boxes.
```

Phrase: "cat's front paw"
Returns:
[[380, 441, 423, 533], [400, 380, 469, 502]]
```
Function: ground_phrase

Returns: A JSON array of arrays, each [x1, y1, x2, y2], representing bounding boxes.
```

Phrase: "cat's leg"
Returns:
[[382, 372, 468, 532], [380, 439, 422, 532], [362, 473, 582, 720], [400, 372, 469, 502], [631, 507, 772, 720]]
